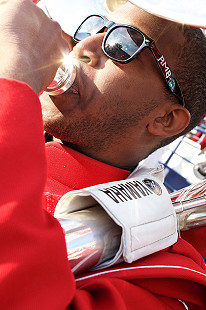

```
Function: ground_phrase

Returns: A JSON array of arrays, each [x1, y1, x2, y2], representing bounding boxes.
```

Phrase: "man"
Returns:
[[41, 0, 206, 256], [0, 0, 206, 309]]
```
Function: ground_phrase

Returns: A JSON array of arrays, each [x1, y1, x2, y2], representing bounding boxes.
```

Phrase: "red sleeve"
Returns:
[[0, 79, 74, 309]]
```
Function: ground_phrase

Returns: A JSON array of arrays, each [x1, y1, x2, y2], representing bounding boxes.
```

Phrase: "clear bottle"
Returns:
[[36, 0, 76, 96], [45, 55, 76, 96]]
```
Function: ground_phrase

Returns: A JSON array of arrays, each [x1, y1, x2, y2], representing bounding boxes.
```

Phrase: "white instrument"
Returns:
[[54, 164, 206, 275]]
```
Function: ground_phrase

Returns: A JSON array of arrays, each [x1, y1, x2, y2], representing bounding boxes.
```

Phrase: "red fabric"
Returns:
[[45, 141, 130, 193], [200, 134, 206, 150], [0, 79, 73, 309], [1, 78, 206, 309], [44, 141, 130, 214], [191, 131, 201, 142], [181, 227, 206, 258]]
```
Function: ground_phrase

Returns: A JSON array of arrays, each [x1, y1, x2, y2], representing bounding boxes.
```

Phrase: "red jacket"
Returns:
[[1, 79, 206, 309], [44, 140, 130, 215]]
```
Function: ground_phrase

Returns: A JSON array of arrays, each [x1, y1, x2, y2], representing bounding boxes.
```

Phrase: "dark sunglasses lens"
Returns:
[[104, 27, 144, 61], [74, 16, 105, 41]]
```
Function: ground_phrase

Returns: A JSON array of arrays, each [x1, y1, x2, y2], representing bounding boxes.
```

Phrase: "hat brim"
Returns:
[[130, 0, 206, 28]]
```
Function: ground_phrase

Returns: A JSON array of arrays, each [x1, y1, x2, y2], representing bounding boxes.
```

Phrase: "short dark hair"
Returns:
[[155, 25, 206, 150]]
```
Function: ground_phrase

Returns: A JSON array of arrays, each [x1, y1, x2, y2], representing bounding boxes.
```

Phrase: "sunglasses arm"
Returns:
[[150, 45, 184, 106]]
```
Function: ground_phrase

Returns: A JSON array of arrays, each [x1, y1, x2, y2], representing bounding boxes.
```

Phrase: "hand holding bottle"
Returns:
[[0, 0, 69, 94]]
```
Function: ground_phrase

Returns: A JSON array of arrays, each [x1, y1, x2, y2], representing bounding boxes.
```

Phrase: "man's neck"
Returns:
[[61, 140, 140, 171]]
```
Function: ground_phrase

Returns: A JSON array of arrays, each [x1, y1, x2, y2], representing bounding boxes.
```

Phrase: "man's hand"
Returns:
[[0, 0, 69, 93]]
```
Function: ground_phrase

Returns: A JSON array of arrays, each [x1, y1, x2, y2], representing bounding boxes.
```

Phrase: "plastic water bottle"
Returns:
[[35, 0, 76, 96], [45, 55, 76, 96]]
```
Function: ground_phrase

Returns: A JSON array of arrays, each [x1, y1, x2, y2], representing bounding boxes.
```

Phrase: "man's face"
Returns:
[[40, 2, 180, 163]]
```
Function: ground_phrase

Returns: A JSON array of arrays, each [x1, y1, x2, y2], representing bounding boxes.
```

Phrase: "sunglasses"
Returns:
[[73, 14, 184, 106]]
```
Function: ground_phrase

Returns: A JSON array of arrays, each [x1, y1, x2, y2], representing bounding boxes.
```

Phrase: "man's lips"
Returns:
[[69, 79, 79, 95], [65, 59, 81, 96], [61, 61, 93, 106]]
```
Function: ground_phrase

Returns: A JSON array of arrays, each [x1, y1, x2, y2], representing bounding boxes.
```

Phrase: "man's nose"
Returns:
[[72, 33, 106, 67]]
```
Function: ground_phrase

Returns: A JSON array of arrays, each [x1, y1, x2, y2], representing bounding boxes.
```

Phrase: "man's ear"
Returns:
[[147, 104, 191, 137]]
